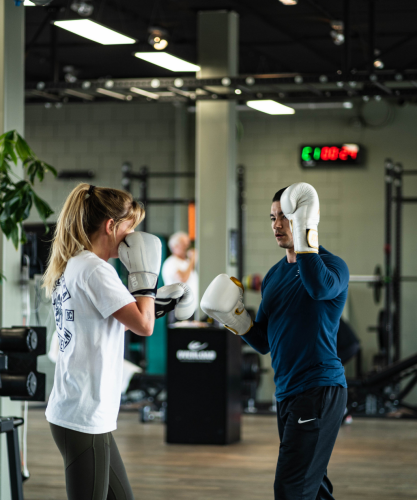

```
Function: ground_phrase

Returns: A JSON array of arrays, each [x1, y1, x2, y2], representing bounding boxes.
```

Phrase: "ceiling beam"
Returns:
[[232, 0, 340, 69], [304, 0, 336, 20], [380, 32, 417, 59]]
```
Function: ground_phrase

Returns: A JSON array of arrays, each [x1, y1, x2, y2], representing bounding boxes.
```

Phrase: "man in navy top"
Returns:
[[201, 182, 349, 500]]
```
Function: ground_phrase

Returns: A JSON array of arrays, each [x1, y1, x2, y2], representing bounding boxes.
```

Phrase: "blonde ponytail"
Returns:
[[42, 183, 144, 296]]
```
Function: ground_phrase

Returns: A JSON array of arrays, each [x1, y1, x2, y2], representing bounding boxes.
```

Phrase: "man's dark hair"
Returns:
[[272, 187, 289, 202]]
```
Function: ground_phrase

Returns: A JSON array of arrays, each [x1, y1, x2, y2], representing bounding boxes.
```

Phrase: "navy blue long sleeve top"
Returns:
[[243, 246, 349, 401]]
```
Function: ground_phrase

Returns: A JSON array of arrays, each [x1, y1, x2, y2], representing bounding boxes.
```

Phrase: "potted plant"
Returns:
[[0, 130, 56, 281]]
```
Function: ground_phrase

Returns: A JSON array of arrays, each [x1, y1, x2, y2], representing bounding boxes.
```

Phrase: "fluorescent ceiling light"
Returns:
[[134, 52, 200, 72], [53, 20, 136, 45], [96, 88, 132, 101], [130, 87, 159, 99], [279, 0, 298, 4], [24, 0, 36, 5], [246, 100, 295, 115]]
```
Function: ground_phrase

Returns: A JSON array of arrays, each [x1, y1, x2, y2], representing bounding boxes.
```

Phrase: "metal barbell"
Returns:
[[349, 265, 417, 304], [243, 265, 417, 304]]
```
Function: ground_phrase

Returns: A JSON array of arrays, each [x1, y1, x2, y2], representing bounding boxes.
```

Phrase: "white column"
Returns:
[[174, 103, 190, 233], [0, 1, 25, 498], [196, 11, 239, 314]]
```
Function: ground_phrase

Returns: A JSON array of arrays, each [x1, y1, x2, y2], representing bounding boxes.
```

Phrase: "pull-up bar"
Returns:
[[121, 163, 196, 232]]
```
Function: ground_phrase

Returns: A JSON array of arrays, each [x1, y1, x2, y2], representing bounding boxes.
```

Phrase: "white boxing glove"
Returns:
[[155, 283, 195, 321], [200, 274, 253, 336], [118, 232, 162, 298], [280, 182, 320, 254]]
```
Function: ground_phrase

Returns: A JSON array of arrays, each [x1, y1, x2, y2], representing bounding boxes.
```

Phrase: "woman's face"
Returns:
[[110, 219, 135, 259]]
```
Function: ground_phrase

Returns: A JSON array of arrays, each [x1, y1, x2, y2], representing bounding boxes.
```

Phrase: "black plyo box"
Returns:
[[166, 327, 242, 445]]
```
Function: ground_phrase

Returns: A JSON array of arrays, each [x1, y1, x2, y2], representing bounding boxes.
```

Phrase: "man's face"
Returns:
[[173, 235, 190, 257], [270, 201, 294, 249]]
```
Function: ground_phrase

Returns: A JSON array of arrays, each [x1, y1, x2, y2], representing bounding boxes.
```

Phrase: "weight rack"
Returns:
[[385, 159, 417, 365]]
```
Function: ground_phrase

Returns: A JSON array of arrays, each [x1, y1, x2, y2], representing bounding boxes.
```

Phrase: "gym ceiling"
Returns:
[[25, 0, 417, 105]]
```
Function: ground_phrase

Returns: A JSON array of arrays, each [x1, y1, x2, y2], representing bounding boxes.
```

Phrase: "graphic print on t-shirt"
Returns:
[[53, 293, 63, 330], [53, 275, 74, 352], [65, 310, 74, 321], [61, 276, 71, 302]]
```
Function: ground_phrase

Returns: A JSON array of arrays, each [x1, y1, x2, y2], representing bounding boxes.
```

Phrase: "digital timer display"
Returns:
[[300, 144, 364, 168]]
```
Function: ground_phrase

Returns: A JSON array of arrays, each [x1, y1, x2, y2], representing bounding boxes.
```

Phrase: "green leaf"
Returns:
[[44, 162, 57, 177], [13, 191, 32, 223], [6, 143, 18, 165], [2, 189, 20, 203], [16, 135, 32, 163], [10, 224, 19, 249], [36, 165, 45, 182], [15, 135, 33, 162], [33, 191, 54, 223], [20, 196, 33, 222], [0, 271, 7, 283], [5, 131, 16, 142], [27, 162, 36, 184], [0, 217, 14, 239]]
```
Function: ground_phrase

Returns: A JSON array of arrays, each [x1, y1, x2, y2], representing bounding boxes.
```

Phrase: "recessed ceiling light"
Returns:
[[134, 52, 200, 72], [70, 0, 94, 17], [53, 20, 136, 45], [246, 100, 295, 115], [279, 0, 298, 5], [148, 27, 169, 51], [23, 1, 36, 5]]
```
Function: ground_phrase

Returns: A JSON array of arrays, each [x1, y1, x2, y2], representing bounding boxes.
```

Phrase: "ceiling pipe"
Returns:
[[368, 0, 376, 74], [343, 0, 351, 78]]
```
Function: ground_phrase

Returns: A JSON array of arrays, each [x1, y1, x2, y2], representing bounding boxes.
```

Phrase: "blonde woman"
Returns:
[[43, 184, 193, 500]]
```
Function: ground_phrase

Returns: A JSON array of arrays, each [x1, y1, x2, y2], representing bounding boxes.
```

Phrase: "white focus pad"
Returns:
[[200, 274, 253, 336], [118, 231, 162, 295]]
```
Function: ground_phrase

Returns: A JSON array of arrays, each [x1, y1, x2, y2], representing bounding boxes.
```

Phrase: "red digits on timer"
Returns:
[[339, 146, 357, 160], [320, 146, 339, 161], [320, 145, 358, 161]]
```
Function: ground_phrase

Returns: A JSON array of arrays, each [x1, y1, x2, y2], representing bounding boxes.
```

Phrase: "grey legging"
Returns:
[[50, 423, 134, 500]]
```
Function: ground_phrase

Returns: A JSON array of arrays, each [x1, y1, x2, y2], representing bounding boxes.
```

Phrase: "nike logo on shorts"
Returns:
[[298, 418, 316, 424]]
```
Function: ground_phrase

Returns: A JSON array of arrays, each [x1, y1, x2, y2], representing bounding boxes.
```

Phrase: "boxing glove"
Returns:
[[200, 274, 253, 336], [280, 182, 320, 254], [155, 283, 195, 321], [118, 232, 162, 298]]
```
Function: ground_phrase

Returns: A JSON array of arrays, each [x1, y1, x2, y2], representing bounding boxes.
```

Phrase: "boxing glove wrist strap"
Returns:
[[128, 272, 158, 298], [291, 219, 319, 254]]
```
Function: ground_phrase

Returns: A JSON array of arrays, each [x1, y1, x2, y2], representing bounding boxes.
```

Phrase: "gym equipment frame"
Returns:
[[347, 158, 417, 418]]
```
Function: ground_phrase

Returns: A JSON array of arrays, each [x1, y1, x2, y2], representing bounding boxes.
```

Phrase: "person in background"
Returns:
[[162, 231, 198, 316]]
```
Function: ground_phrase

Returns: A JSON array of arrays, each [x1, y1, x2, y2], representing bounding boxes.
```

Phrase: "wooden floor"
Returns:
[[23, 408, 417, 500]]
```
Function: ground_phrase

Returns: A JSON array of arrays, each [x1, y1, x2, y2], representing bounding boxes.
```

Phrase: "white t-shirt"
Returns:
[[45, 251, 135, 434], [161, 255, 198, 313]]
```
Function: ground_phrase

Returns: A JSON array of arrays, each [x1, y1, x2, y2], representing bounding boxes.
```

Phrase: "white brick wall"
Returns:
[[25, 102, 177, 235]]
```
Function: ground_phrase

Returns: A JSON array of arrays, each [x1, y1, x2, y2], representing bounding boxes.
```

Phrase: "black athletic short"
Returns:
[[274, 386, 347, 500], [50, 423, 134, 500]]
